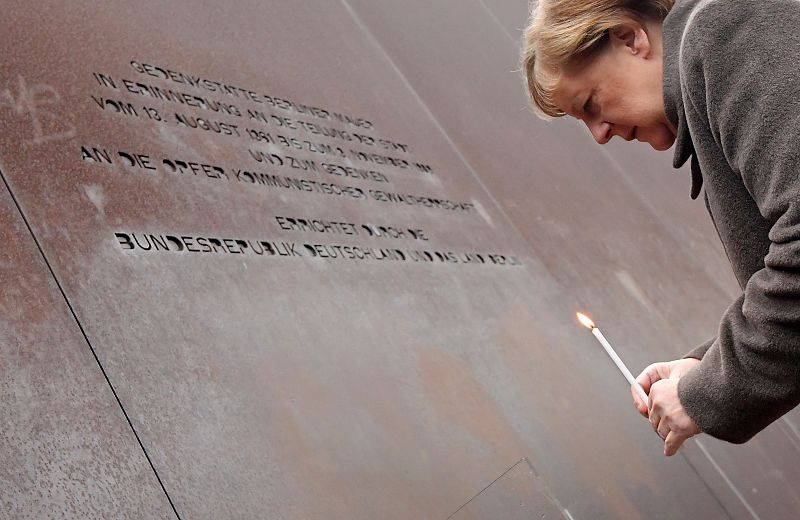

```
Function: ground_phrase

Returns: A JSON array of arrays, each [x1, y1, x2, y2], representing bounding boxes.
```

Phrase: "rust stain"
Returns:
[[497, 305, 660, 520], [416, 346, 526, 460], [261, 359, 442, 519]]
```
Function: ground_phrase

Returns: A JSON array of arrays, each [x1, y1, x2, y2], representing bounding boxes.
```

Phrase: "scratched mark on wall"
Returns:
[[0, 75, 76, 145]]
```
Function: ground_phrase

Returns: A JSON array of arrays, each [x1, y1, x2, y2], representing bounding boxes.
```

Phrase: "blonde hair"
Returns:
[[522, 0, 674, 118]]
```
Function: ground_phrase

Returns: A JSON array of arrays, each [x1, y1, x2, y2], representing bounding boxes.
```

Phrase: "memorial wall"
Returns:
[[1, 1, 799, 518]]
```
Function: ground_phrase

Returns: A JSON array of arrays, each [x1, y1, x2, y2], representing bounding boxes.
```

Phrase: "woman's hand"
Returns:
[[631, 358, 700, 415], [649, 378, 702, 455], [631, 358, 702, 456]]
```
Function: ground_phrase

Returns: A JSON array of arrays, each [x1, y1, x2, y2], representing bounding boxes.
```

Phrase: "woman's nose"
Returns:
[[587, 120, 612, 145]]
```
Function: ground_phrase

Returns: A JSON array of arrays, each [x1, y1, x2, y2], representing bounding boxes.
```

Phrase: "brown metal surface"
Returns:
[[448, 459, 567, 520], [0, 171, 174, 517], [0, 0, 796, 518], [344, 0, 800, 517]]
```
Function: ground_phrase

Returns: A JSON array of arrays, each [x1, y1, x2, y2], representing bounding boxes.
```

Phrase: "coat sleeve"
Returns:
[[676, 0, 800, 443], [682, 336, 715, 361]]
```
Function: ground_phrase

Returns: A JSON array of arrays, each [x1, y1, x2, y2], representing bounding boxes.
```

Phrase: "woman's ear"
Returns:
[[609, 25, 652, 58]]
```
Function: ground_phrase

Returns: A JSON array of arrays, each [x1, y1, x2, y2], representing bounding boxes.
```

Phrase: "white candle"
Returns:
[[577, 313, 649, 407]]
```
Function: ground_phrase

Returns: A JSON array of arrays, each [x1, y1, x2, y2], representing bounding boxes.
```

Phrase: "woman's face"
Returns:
[[552, 24, 676, 151]]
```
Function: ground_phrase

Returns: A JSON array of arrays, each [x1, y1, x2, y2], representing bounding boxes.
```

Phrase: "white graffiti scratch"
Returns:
[[0, 74, 76, 145]]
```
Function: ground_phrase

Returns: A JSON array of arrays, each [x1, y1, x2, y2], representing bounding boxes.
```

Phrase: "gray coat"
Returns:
[[664, 0, 800, 443]]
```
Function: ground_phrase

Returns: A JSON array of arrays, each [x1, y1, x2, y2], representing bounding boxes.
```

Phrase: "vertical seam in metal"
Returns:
[[473, 0, 519, 44], [339, 0, 558, 281], [695, 439, 762, 520], [779, 416, 800, 451], [0, 168, 183, 519], [679, 450, 735, 519]]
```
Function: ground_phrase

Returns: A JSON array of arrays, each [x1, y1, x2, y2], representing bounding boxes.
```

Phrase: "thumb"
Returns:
[[636, 362, 672, 395], [664, 430, 688, 457]]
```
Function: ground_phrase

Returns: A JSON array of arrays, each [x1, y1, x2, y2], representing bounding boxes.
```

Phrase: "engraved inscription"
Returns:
[[76, 59, 523, 269]]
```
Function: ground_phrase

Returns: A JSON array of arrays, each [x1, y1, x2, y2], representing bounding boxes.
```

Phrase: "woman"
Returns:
[[522, 0, 800, 456]]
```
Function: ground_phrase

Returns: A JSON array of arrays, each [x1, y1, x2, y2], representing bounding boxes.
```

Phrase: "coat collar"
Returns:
[[662, 0, 704, 199]]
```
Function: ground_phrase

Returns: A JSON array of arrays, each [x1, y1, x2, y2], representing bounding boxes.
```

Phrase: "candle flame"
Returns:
[[576, 312, 596, 329]]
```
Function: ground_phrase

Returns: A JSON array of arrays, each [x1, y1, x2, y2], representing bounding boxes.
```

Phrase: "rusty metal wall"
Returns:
[[0, 0, 796, 518]]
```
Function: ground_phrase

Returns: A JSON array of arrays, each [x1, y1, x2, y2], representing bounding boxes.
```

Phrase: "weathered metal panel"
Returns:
[[348, 0, 800, 517], [0, 2, 567, 517], [0, 0, 795, 518], [448, 459, 568, 520], [0, 177, 175, 517]]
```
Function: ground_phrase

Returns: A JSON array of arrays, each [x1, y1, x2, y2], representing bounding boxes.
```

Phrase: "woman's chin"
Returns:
[[649, 140, 673, 151], [644, 133, 677, 151]]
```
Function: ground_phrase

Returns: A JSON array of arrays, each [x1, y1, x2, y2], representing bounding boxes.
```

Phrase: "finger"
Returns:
[[656, 418, 670, 441], [636, 364, 659, 394], [648, 406, 661, 432], [631, 386, 648, 417], [636, 362, 672, 394], [664, 431, 688, 457]]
